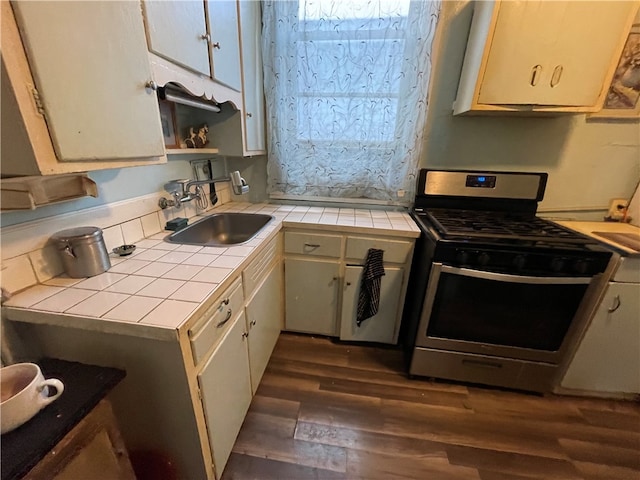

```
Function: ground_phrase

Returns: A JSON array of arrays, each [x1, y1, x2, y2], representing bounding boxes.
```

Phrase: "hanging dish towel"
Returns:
[[357, 248, 385, 326]]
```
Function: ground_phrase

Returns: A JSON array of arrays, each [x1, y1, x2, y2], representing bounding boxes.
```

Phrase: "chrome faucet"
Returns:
[[158, 171, 249, 209]]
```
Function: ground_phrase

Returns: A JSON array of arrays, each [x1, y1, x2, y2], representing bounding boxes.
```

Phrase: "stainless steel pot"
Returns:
[[51, 226, 111, 278]]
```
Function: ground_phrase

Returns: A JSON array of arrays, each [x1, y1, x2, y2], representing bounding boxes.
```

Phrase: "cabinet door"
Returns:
[[562, 282, 640, 394], [479, 1, 635, 106], [143, 1, 210, 76], [198, 311, 252, 478], [12, 2, 165, 161], [206, 1, 242, 91], [238, 0, 266, 152], [284, 258, 340, 335], [246, 263, 283, 393], [340, 266, 404, 344]]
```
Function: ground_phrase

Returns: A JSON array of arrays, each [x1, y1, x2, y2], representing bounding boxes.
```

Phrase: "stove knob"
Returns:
[[513, 255, 526, 270], [456, 250, 469, 264], [477, 252, 490, 266], [573, 259, 589, 274], [550, 257, 565, 273]]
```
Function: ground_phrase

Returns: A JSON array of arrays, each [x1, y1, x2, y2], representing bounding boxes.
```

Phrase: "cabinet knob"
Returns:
[[212, 42, 221, 49], [145, 80, 158, 92], [250, 319, 257, 327], [201, 33, 211, 42], [346, 282, 352, 286], [246, 112, 253, 118]]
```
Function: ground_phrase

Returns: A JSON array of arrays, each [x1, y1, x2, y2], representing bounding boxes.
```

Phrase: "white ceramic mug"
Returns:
[[1, 363, 64, 434]]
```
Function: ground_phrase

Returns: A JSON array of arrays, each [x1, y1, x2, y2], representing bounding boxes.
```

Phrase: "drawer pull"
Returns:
[[216, 309, 233, 328], [220, 298, 230, 308], [304, 243, 321, 249], [462, 359, 503, 369], [530, 65, 542, 86], [607, 295, 621, 313], [250, 319, 257, 327]]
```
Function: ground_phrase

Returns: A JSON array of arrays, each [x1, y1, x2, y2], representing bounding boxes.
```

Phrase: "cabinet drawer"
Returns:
[[284, 231, 342, 258], [188, 277, 244, 365], [345, 236, 413, 264], [243, 236, 280, 298]]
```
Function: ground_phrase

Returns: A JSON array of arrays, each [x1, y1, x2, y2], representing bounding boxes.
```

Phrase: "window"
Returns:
[[263, 0, 440, 204]]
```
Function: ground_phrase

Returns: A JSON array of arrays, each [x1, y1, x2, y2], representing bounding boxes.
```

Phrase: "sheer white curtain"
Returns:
[[262, 0, 440, 204]]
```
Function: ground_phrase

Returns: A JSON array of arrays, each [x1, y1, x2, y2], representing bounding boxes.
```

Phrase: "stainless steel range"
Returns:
[[403, 169, 614, 392]]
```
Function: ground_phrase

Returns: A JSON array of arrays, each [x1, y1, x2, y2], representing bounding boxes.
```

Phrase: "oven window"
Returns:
[[427, 272, 588, 351]]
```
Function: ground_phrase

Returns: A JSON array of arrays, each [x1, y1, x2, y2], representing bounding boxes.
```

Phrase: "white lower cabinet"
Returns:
[[245, 262, 283, 393], [340, 266, 404, 344], [197, 311, 252, 479], [283, 229, 415, 343], [284, 258, 340, 335], [561, 281, 640, 395]]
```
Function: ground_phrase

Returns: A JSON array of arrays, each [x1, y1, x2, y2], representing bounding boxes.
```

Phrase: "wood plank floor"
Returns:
[[222, 333, 640, 480]]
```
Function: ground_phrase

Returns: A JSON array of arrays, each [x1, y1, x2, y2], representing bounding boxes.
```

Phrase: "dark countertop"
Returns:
[[1, 358, 125, 480]]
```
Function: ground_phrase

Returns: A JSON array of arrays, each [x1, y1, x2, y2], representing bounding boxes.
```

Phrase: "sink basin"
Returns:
[[165, 213, 273, 246]]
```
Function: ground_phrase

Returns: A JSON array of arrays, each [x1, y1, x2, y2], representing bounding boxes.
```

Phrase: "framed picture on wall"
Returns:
[[591, 24, 640, 119], [159, 100, 180, 148]]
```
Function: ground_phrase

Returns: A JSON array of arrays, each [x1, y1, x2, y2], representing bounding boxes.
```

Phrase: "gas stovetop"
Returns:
[[416, 208, 591, 244]]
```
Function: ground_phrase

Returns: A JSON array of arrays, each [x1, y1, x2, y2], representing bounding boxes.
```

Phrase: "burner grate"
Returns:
[[424, 209, 588, 243]]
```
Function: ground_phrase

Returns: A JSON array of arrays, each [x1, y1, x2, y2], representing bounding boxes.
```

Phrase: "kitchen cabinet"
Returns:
[[5, 233, 283, 480], [283, 230, 414, 343], [198, 310, 252, 479], [561, 265, 640, 396], [340, 266, 404, 344], [142, 0, 241, 91], [209, 0, 266, 155], [1, 1, 166, 176], [245, 262, 283, 392], [453, 1, 639, 115], [284, 257, 341, 335], [145, 0, 266, 157]]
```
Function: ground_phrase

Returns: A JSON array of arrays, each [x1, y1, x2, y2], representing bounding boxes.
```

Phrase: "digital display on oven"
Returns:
[[466, 175, 496, 188]]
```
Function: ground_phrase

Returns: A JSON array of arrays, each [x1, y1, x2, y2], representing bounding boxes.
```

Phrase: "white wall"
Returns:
[[420, 1, 640, 215]]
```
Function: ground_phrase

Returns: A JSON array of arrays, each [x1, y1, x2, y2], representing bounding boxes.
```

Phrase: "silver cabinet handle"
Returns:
[[607, 295, 621, 313], [220, 298, 230, 307], [304, 243, 320, 248], [246, 112, 253, 118], [201, 33, 211, 42], [212, 42, 221, 49], [216, 309, 232, 328], [250, 319, 256, 327]]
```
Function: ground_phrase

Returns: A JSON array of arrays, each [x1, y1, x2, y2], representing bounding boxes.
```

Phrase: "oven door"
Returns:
[[415, 263, 595, 364]]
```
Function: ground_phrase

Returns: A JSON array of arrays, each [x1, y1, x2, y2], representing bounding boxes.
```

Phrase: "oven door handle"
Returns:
[[440, 265, 592, 285]]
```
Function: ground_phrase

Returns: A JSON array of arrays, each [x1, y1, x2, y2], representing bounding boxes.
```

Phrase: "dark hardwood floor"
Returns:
[[222, 333, 640, 480]]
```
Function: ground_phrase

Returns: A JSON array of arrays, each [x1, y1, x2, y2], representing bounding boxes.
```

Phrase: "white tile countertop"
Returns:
[[3, 203, 420, 340]]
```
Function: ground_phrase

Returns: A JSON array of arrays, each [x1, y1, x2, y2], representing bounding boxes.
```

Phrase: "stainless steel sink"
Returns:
[[164, 213, 273, 246]]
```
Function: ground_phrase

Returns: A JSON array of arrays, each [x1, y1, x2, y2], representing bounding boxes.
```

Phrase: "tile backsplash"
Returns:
[[0, 181, 233, 297]]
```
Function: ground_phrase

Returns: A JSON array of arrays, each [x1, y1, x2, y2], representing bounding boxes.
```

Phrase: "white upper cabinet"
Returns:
[[3, 1, 166, 174], [207, 1, 242, 91], [238, 0, 266, 153], [143, 0, 242, 92], [143, 1, 211, 76], [454, 1, 640, 115]]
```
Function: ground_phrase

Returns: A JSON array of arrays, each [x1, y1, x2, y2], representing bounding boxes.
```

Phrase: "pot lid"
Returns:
[[51, 226, 103, 242]]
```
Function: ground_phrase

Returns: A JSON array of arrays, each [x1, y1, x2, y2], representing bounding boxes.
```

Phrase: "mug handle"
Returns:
[[37, 378, 64, 406]]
